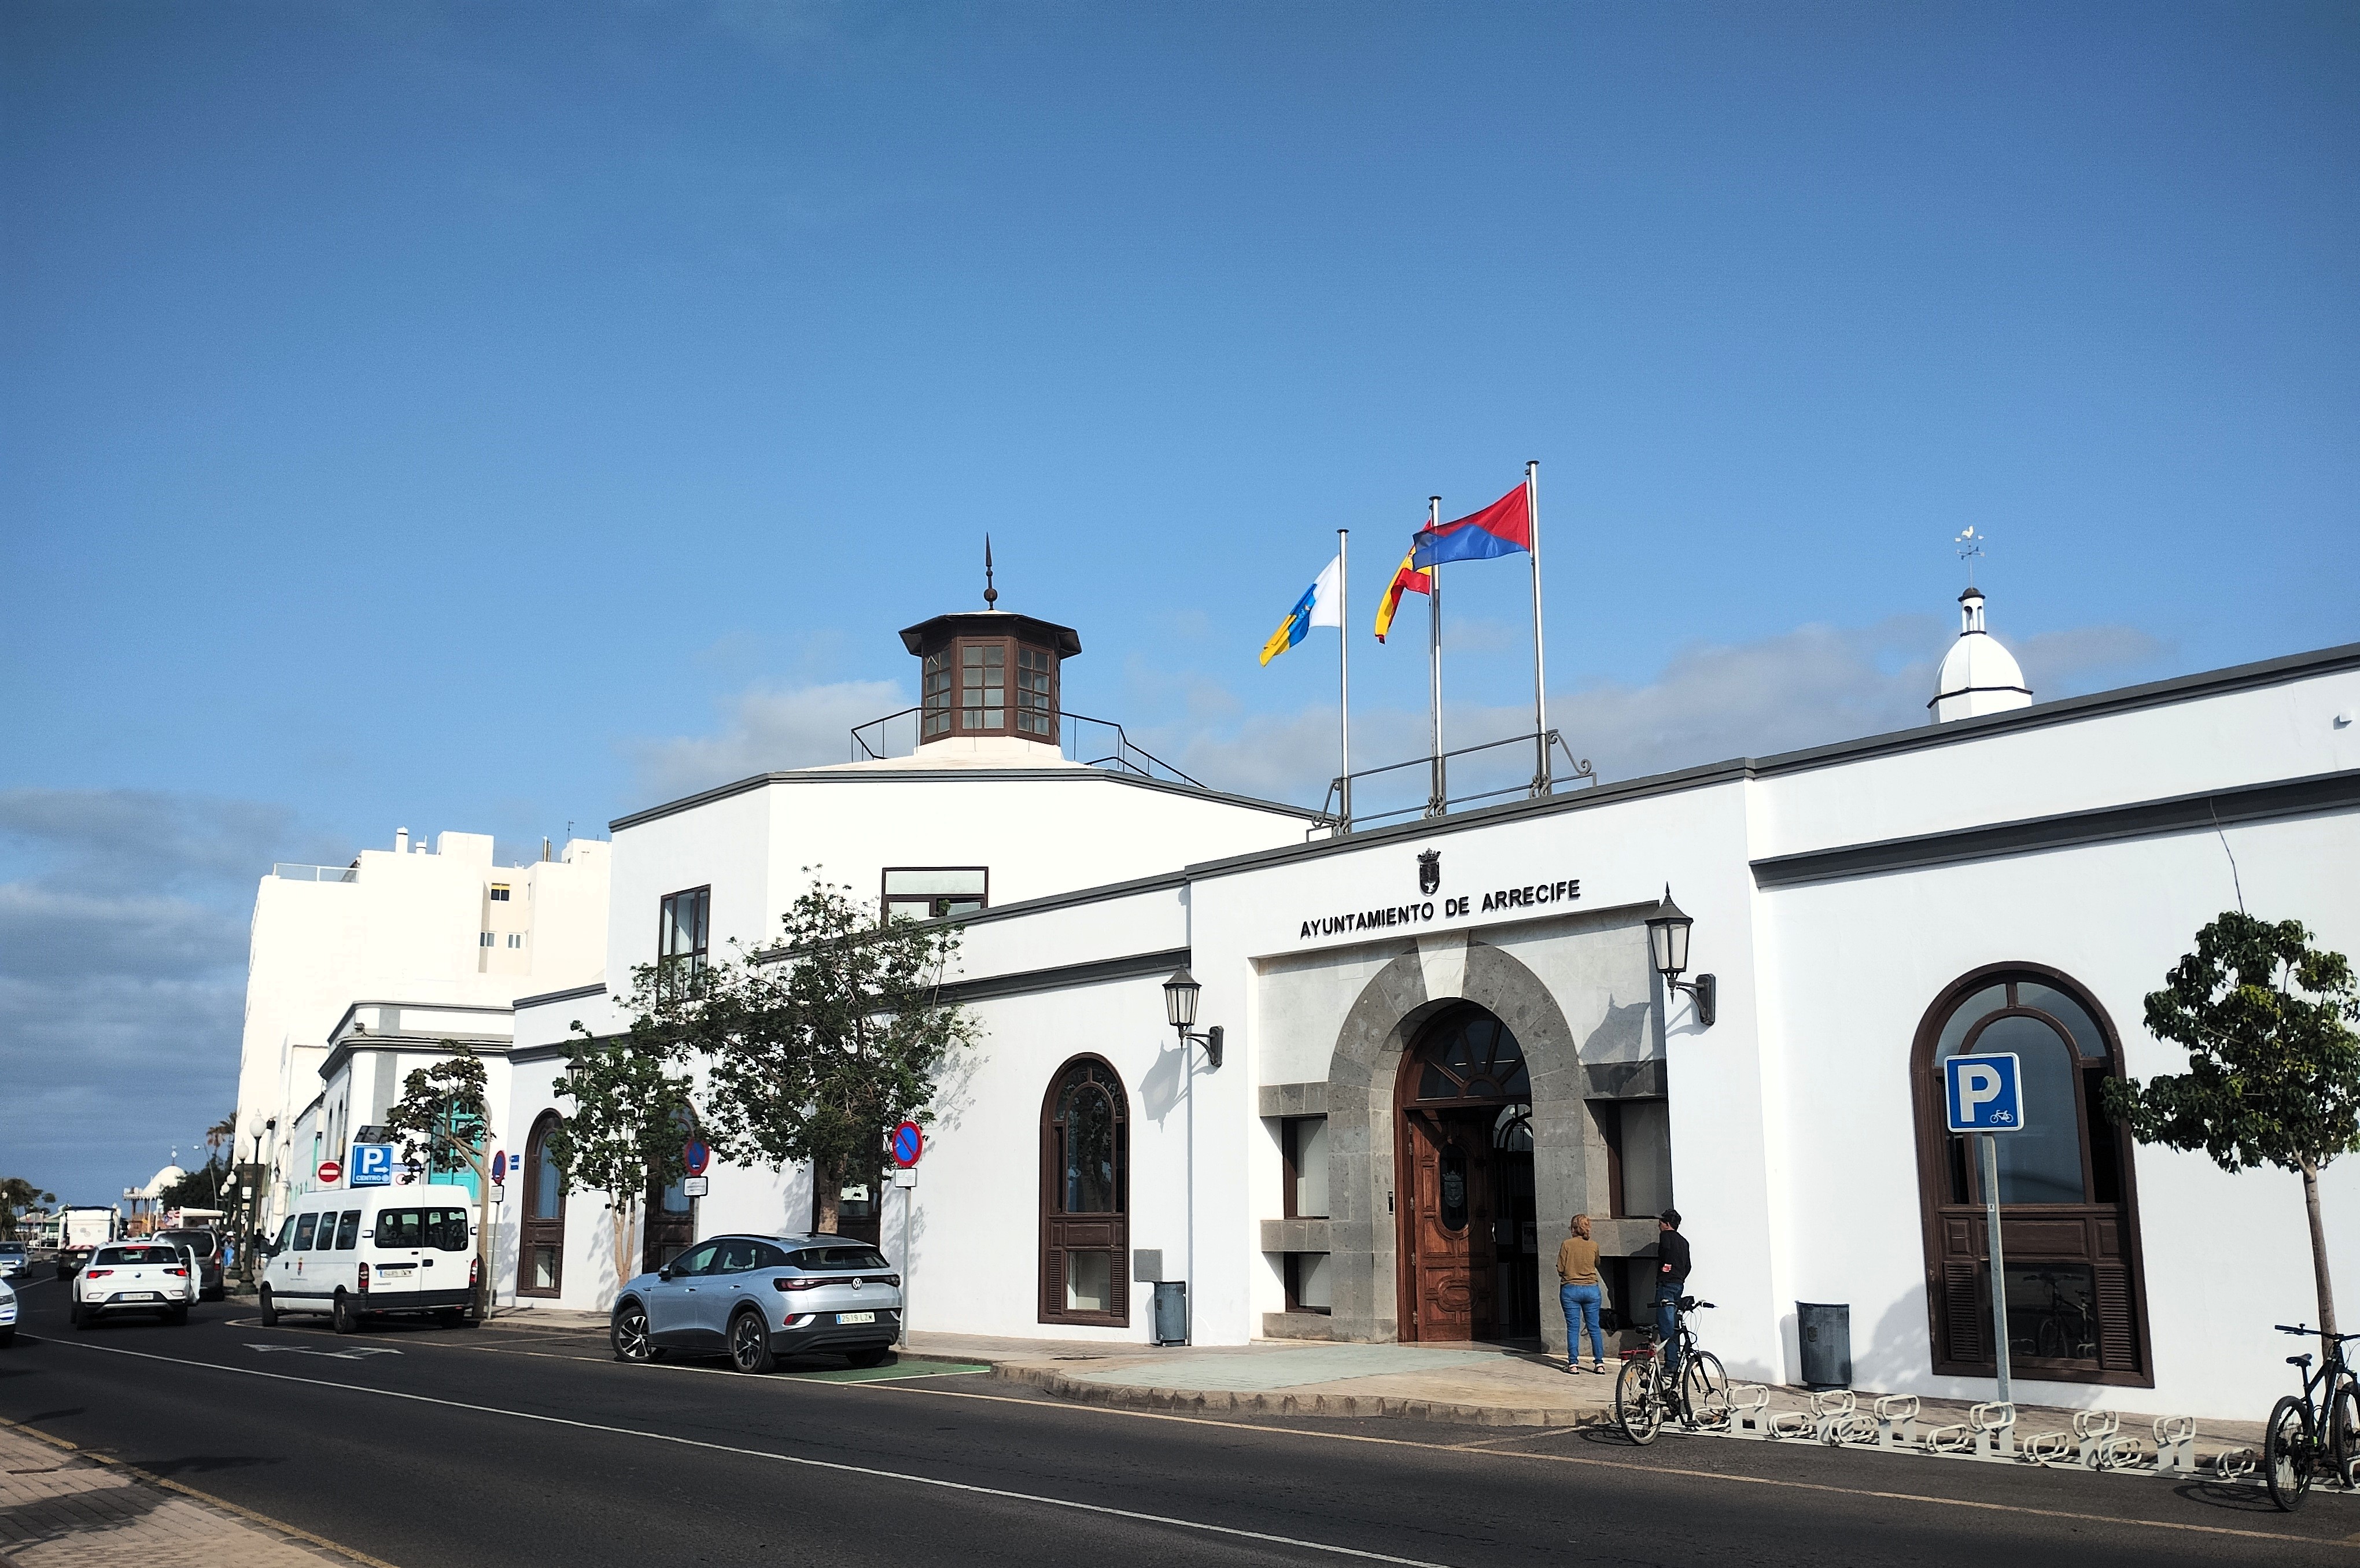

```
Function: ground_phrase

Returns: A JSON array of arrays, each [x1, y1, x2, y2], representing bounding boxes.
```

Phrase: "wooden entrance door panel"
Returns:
[[1402, 1112, 1493, 1341]]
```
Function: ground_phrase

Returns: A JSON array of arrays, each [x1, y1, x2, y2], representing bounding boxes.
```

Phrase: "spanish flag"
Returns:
[[1372, 547, 1430, 642]]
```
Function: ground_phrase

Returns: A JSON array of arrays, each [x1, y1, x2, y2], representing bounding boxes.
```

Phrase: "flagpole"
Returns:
[[1527, 459, 1550, 797], [1427, 495, 1445, 818], [1337, 527, 1352, 835]]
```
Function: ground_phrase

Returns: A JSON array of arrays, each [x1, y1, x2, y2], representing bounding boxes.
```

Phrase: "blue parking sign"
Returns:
[[351, 1143, 397, 1187], [1944, 1054, 2023, 1133]]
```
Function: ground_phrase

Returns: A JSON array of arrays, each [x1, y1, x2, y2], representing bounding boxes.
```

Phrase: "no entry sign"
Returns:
[[891, 1121, 924, 1168], [316, 1159, 342, 1184]]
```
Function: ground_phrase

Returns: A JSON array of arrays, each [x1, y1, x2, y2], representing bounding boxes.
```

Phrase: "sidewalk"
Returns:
[[0, 1419, 384, 1568]]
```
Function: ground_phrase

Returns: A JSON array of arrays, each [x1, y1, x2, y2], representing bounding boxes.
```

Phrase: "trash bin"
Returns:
[[1797, 1301, 1852, 1389], [1152, 1281, 1189, 1346]]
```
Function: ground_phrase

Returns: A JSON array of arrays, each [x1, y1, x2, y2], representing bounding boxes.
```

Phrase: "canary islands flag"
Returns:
[[1260, 554, 1343, 665]]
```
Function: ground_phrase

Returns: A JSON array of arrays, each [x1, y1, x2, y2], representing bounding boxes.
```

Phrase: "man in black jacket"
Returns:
[[1654, 1209, 1692, 1375]]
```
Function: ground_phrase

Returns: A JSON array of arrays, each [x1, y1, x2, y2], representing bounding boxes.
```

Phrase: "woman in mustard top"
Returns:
[[1557, 1214, 1606, 1373]]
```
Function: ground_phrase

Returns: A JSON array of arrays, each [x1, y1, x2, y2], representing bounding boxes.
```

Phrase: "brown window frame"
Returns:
[[1910, 962, 2154, 1388], [1039, 1054, 1129, 1327], [934, 634, 1060, 743], [879, 866, 990, 925], [657, 885, 710, 996]]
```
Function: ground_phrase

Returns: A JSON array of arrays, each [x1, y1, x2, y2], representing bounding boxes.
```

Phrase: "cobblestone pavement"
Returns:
[[0, 1419, 388, 1568]]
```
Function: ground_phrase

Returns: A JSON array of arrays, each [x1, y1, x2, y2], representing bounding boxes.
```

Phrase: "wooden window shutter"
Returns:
[[2094, 1264, 2138, 1373], [1943, 1262, 1985, 1363], [1109, 1257, 1128, 1325], [1043, 1247, 1064, 1320]]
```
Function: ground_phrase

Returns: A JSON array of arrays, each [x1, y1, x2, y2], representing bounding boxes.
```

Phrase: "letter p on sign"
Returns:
[[1945, 1053, 2024, 1134]]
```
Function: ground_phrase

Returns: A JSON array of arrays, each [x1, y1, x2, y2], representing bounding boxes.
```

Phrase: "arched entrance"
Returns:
[[1911, 965, 2152, 1385], [520, 1110, 565, 1298], [1395, 1003, 1538, 1342]]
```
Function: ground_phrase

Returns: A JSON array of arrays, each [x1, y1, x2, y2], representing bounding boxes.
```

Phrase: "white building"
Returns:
[[245, 582, 2360, 1423], [232, 831, 610, 1230]]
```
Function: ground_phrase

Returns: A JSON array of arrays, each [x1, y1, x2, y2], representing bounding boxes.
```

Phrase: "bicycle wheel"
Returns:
[[1616, 1357, 1662, 1445], [2330, 1379, 2360, 1490], [2036, 1318, 2068, 1360], [1681, 1351, 1730, 1425], [2265, 1395, 2315, 1511]]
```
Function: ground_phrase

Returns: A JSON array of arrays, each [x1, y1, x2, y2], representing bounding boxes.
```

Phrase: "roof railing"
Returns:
[[1312, 730, 1596, 838], [849, 708, 1207, 790], [271, 863, 360, 883]]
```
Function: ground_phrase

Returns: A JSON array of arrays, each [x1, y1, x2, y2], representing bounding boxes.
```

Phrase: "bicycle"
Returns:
[[1614, 1295, 1728, 1445], [2264, 1323, 2360, 1511]]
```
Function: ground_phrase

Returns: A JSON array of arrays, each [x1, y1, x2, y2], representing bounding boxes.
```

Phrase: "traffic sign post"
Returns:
[[316, 1159, 342, 1185], [683, 1140, 710, 1177], [350, 1143, 397, 1188], [1946, 1054, 2025, 1401], [891, 1121, 923, 1348]]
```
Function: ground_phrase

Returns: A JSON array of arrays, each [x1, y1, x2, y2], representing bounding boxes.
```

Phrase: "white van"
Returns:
[[259, 1184, 481, 1333]]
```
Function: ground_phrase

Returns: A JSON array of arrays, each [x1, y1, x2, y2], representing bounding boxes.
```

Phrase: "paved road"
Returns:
[[1, 1273, 2350, 1567]]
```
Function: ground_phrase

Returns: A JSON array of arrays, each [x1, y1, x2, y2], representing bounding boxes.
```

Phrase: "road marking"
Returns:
[[0, 1413, 403, 1568], [28, 1331, 2343, 1554], [34, 1338, 1453, 1567], [247, 1344, 403, 1361]]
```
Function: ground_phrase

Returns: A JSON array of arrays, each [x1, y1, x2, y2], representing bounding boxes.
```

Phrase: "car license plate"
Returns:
[[120, 1292, 160, 1301], [835, 1311, 876, 1325]]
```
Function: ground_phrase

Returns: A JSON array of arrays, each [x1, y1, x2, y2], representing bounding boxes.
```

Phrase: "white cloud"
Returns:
[[626, 678, 910, 804], [1154, 616, 2168, 813]]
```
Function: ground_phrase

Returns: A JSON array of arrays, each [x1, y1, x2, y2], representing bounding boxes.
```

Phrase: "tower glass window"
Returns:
[[921, 650, 953, 738], [1016, 647, 1053, 736], [960, 644, 1005, 730]]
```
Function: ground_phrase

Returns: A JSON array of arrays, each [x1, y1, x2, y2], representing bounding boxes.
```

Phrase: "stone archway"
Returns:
[[1316, 932, 1612, 1353]]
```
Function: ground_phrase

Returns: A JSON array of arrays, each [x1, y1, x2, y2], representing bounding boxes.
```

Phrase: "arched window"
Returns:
[[1911, 966, 2151, 1385], [520, 1111, 565, 1298], [1039, 1056, 1128, 1326], [642, 1105, 698, 1275]]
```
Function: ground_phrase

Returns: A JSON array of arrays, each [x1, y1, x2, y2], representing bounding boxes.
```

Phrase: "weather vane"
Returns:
[[984, 534, 998, 607], [1955, 526, 1986, 586]]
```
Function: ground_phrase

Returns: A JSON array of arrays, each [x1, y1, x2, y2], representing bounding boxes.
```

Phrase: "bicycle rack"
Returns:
[[1872, 1394, 1920, 1452], [2152, 1415, 2199, 1477]]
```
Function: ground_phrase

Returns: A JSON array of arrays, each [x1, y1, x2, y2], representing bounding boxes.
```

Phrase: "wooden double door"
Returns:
[[1399, 1108, 1533, 1341]]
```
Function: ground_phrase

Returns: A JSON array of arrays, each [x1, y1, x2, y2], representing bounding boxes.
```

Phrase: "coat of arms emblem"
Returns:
[[1417, 849, 1441, 896]]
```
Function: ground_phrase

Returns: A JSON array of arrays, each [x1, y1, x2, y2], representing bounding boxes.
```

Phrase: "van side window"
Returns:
[[293, 1213, 319, 1250], [424, 1208, 470, 1252], [334, 1211, 362, 1250], [274, 1218, 296, 1252], [375, 1211, 422, 1249]]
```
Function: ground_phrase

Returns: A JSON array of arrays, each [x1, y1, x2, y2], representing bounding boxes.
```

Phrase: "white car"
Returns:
[[72, 1242, 196, 1328], [0, 1278, 17, 1345]]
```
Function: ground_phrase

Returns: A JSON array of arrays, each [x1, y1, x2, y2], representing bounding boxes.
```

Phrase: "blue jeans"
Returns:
[[1560, 1283, 1604, 1364], [1655, 1289, 1683, 1377]]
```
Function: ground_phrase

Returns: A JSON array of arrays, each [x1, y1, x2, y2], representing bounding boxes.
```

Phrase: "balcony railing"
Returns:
[[849, 709, 1206, 789], [272, 863, 359, 883], [1313, 729, 1596, 836]]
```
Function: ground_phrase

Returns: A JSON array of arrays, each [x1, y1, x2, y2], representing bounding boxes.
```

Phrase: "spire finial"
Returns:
[[1954, 526, 1985, 588], [983, 534, 998, 607]]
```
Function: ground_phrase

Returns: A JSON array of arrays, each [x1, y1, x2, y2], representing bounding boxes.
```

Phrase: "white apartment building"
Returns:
[[233, 831, 610, 1229]]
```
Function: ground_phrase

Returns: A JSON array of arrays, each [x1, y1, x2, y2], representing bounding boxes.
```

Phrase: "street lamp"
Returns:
[[1161, 968, 1223, 1068], [1644, 886, 1716, 1028]]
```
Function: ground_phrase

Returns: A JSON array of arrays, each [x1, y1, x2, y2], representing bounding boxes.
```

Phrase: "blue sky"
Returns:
[[4, 2, 2355, 1204]]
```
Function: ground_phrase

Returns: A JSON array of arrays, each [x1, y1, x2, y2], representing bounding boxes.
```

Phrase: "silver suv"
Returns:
[[611, 1233, 902, 1374]]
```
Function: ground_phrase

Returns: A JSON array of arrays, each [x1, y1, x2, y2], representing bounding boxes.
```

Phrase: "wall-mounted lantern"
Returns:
[[1161, 968, 1225, 1069], [1644, 886, 1717, 1028]]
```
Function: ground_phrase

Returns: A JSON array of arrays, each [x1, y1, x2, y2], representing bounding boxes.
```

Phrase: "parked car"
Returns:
[[259, 1184, 481, 1332], [0, 1277, 17, 1345], [610, 1233, 902, 1374], [153, 1227, 227, 1301], [72, 1242, 196, 1327], [0, 1242, 30, 1281]]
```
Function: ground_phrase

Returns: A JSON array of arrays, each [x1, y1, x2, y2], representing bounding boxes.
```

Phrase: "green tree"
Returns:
[[2104, 912, 2360, 1349], [159, 1160, 233, 1212], [0, 1178, 58, 1240], [691, 871, 975, 1233], [385, 1045, 494, 1314], [549, 1020, 701, 1290]]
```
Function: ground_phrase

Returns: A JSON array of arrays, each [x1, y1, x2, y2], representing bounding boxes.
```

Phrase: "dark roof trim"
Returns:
[[319, 1034, 512, 1088], [936, 947, 1190, 1007], [900, 610, 1082, 658], [1178, 639, 2360, 886], [1751, 768, 2360, 890], [514, 982, 608, 1010], [748, 869, 1189, 965], [610, 765, 1319, 833]]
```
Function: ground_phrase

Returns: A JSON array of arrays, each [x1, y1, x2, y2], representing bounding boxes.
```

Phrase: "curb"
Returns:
[[987, 1362, 1612, 1428]]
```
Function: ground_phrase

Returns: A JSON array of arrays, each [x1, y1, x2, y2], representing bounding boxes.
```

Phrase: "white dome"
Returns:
[[142, 1164, 189, 1198], [1931, 587, 2031, 723]]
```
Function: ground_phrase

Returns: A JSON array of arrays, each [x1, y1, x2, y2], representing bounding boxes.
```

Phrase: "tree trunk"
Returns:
[[2306, 1159, 2339, 1353], [816, 1160, 842, 1235], [612, 1201, 635, 1303]]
